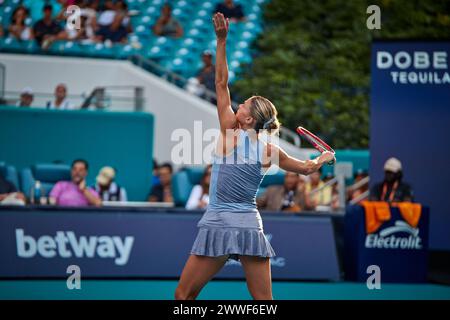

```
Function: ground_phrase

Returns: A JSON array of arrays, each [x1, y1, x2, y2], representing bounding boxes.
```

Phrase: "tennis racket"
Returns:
[[296, 126, 336, 165]]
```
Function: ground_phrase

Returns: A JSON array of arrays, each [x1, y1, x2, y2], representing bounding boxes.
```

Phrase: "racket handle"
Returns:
[[320, 151, 336, 166]]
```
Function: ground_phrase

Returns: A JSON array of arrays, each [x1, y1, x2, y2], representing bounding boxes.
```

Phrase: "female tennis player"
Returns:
[[175, 12, 335, 300]]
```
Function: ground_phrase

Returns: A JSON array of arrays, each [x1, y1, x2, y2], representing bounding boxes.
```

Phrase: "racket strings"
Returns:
[[304, 134, 327, 152]]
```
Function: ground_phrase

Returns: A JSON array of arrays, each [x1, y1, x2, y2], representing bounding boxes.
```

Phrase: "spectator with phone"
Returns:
[[96, 0, 132, 43], [49, 159, 101, 207]]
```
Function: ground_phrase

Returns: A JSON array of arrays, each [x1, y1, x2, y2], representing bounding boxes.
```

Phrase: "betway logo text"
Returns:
[[16, 229, 134, 265], [365, 221, 422, 250]]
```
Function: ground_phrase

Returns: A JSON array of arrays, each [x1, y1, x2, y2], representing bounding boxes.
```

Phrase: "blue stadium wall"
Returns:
[[0, 107, 154, 201], [370, 41, 450, 251]]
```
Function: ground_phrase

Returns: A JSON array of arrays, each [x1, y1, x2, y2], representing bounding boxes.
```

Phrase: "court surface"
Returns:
[[1, 280, 450, 300]]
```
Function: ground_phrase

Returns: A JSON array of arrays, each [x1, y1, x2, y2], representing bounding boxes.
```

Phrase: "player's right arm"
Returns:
[[265, 143, 335, 175]]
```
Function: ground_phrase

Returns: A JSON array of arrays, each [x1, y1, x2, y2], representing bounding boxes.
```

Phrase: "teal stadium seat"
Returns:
[[23, 39, 39, 53], [0, 37, 24, 52], [20, 163, 71, 198], [49, 40, 83, 56], [85, 42, 116, 58], [1, 5, 13, 24], [0, 162, 20, 191], [135, 23, 152, 37], [171, 166, 206, 207], [116, 43, 144, 59], [146, 36, 180, 59]]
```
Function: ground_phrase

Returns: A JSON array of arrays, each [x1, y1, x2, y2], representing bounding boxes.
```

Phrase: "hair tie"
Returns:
[[263, 117, 275, 129]]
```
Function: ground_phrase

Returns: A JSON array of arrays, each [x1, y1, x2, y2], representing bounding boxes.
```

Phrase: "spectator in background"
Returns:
[[304, 168, 332, 210], [151, 159, 161, 187], [148, 162, 173, 203], [152, 4, 183, 38], [56, 0, 97, 43], [49, 159, 101, 207], [214, 0, 246, 22], [96, 0, 131, 43], [186, 51, 216, 102], [87, 0, 100, 11], [8, 6, 33, 41], [54, 0, 82, 24], [348, 169, 369, 202], [33, 4, 65, 49], [115, 0, 133, 33], [16, 87, 34, 107], [62, 13, 96, 42], [198, 51, 216, 100], [24, 0, 73, 21], [93, 166, 127, 202], [0, 172, 26, 205], [185, 165, 212, 210], [257, 172, 305, 213], [369, 157, 413, 202], [77, 0, 99, 42], [322, 172, 341, 210], [47, 83, 75, 109]]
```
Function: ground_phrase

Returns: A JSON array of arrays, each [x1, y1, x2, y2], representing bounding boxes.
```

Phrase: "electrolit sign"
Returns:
[[370, 42, 450, 251], [365, 221, 422, 250], [376, 50, 450, 84]]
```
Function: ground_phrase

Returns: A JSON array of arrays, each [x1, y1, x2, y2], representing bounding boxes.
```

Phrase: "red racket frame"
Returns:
[[296, 126, 335, 164]]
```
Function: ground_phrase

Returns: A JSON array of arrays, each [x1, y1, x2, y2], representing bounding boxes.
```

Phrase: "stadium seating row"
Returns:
[[1, 150, 370, 206], [0, 162, 286, 206], [0, 0, 269, 82]]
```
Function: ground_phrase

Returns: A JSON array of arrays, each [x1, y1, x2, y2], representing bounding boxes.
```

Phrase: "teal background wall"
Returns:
[[310, 149, 370, 178], [0, 107, 154, 201]]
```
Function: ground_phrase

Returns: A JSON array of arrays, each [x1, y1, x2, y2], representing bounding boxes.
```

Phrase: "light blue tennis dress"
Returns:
[[190, 129, 276, 261]]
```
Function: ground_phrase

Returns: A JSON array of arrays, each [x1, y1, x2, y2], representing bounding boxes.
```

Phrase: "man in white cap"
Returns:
[[369, 157, 413, 202], [93, 166, 127, 202], [17, 87, 34, 107]]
